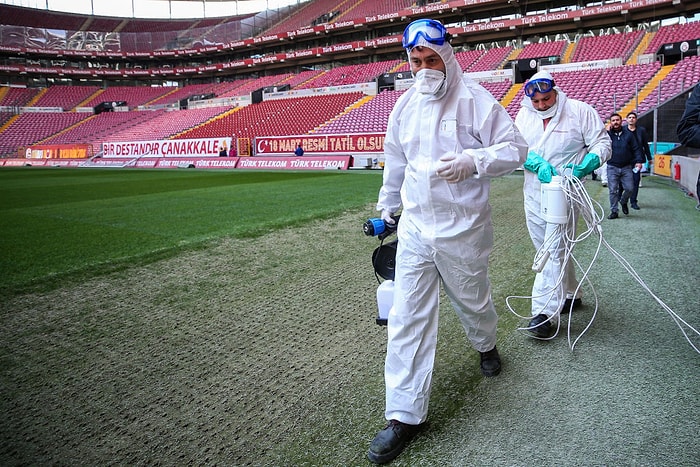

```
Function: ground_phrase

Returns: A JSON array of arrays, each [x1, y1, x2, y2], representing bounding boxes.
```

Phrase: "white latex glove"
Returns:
[[380, 209, 395, 225], [435, 152, 476, 183]]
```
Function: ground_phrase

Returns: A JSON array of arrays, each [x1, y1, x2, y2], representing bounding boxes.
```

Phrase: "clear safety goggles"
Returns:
[[402, 19, 447, 49], [524, 78, 555, 97]]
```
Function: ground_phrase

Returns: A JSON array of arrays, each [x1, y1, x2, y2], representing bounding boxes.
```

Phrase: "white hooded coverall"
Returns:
[[515, 84, 611, 319], [376, 38, 528, 425]]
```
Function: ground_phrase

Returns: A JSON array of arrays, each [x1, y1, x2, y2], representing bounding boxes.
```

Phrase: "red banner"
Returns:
[[236, 156, 351, 170], [255, 134, 385, 156], [24, 144, 92, 159], [1, 156, 355, 170], [154, 158, 239, 169]]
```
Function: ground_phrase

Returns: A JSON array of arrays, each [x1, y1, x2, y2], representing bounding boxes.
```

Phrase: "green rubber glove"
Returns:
[[563, 153, 601, 179], [523, 151, 557, 183]]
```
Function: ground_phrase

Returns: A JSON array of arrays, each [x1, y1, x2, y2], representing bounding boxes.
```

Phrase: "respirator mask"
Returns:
[[536, 99, 558, 119], [414, 68, 446, 95]]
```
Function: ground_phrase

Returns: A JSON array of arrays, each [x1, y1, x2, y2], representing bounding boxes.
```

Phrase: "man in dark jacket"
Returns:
[[676, 85, 700, 205], [625, 111, 652, 209], [606, 113, 644, 219]]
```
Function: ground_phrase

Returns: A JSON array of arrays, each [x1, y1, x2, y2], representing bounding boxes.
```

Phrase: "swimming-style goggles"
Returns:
[[402, 19, 447, 49], [524, 78, 555, 97]]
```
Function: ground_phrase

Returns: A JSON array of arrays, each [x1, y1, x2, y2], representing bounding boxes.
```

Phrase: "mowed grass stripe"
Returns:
[[0, 168, 383, 295]]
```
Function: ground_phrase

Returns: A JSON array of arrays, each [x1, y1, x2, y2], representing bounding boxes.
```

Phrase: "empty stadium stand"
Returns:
[[1, 1, 699, 159]]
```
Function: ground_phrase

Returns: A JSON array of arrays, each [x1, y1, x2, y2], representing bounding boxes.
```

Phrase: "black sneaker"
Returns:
[[631, 203, 640, 210], [561, 297, 582, 314], [608, 211, 618, 219], [621, 203, 629, 215], [528, 313, 555, 338], [368, 420, 422, 464], [479, 346, 502, 377]]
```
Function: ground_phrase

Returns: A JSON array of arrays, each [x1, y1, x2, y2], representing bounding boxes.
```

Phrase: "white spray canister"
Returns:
[[376, 279, 394, 325], [540, 175, 568, 224]]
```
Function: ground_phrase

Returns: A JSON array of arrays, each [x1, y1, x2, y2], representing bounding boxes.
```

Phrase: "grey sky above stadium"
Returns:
[[0, 0, 304, 18]]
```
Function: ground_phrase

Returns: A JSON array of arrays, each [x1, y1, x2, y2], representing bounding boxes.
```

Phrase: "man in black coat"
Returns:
[[676, 85, 700, 206], [625, 111, 652, 209], [606, 113, 644, 219]]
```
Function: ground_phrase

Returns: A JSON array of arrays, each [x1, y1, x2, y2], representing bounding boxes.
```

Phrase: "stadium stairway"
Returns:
[[562, 42, 576, 63], [619, 64, 674, 118], [25, 88, 46, 107], [626, 31, 651, 65], [74, 88, 106, 110], [500, 82, 523, 110]]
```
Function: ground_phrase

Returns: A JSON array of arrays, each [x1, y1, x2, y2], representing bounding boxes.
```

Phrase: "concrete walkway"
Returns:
[[425, 175, 700, 466]]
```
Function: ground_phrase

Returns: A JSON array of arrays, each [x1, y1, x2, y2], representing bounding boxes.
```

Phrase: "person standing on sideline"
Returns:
[[514, 70, 611, 338], [625, 112, 652, 209], [606, 113, 644, 219], [676, 84, 700, 205], [367, 18, 528, 464]]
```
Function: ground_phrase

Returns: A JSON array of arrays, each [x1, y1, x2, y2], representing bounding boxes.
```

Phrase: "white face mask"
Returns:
[[536, 98, 558, 119], [414, 68, 445, 95]]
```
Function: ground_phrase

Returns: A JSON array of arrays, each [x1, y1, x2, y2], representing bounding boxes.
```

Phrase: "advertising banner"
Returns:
[[236, 156, 351, 170], [101, 137, 233, 158], [25, 144, 92, 159], [155, 158, 239, 169], [255, 133, 384, 156]]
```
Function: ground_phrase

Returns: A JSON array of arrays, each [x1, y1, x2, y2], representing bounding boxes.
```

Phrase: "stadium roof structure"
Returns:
[[0, 0, 304, 19]]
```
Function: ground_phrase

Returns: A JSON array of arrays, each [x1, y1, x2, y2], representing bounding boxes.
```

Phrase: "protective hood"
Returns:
[[521, 80, 567, 119], [406, 36, 462, 100]]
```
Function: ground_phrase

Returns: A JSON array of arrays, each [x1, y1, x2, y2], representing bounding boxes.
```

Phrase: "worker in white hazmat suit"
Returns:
[[515, 70, 611, 338], [367, 18, 528, 465]]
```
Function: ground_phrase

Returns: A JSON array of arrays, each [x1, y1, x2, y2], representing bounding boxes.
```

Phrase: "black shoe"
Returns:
[[631, 203, 640, 210], [621, 203, 629, 215], [528, 313, 555, 338], [479, 346, 502, 377], [561, 298, 582, 314], [608, 211, 618, 219], [368, 420, 422, 464]]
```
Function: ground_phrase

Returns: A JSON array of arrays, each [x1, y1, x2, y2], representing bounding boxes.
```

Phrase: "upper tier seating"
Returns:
[[571, 30, 645, 63], [81, 86, 174, 108], [264, 0, 347, 36], [455, 49, 486, 72], [0, 87, 41, 107], [517, 41, 567, 60], [469, 47, 513, 72], [217, 74, 294, 98], [146, 84, 222, 107], [295, 60, 401, 90], [32, 85, 101, 110], [334, 0, 414, 22], [645, 21, 700, 55]]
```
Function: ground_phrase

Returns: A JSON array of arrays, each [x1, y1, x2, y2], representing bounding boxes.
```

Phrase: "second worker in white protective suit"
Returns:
[[515, 70, 611, 339], [367, 18, 528, 465]]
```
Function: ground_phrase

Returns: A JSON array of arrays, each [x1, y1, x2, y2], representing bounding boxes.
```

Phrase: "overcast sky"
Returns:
[[0, 0, 305, 18]]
